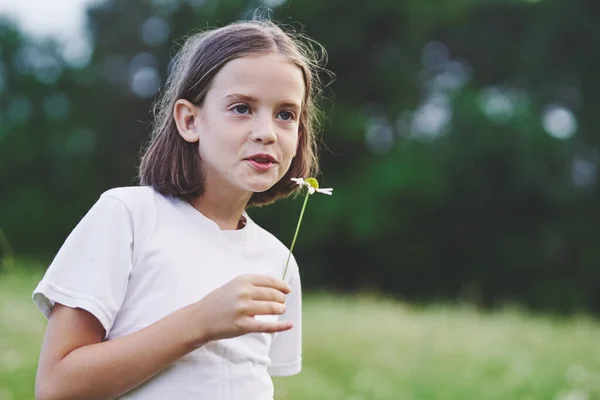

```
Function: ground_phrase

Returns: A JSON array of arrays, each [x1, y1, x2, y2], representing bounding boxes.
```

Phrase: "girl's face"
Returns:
[[178, 53, 305, 199]]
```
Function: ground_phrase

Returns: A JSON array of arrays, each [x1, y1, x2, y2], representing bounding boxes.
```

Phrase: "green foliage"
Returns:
[[1, 0, 599, 312]]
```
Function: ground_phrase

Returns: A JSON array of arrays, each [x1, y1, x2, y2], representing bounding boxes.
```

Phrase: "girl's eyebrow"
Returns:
[[223, 93, 258, 103], [223, 93, 301, 112]]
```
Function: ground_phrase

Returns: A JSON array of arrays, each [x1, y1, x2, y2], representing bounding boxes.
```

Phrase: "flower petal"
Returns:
[[308, 186, 315, 194], [316, 188, 333, 195], [291, 178, 305, 186]]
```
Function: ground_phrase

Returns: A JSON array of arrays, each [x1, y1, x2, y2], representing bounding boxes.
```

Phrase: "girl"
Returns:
[[32, 19, 328, 400]]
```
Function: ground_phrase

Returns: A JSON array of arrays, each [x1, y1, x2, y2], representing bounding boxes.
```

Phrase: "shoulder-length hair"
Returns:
[[139, 20, 330, 207]]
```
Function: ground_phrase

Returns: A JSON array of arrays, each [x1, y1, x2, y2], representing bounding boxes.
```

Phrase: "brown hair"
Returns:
[[139, 20, 330, 207]]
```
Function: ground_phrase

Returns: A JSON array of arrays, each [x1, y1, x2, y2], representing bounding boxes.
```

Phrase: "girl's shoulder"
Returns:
[[99, 186, 160, 265], [99, 185, 159, 233], [100, 185, 157, 207], [249, 220, 292, 257]]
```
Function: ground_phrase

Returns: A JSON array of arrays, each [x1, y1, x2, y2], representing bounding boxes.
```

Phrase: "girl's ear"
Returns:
[[173, 99, 200, 143]]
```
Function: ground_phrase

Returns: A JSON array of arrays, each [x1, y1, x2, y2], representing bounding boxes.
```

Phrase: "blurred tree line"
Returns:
[[1, 0, 599, 314]]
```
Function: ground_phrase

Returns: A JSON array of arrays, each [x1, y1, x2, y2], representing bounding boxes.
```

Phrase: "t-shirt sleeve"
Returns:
[[32, 193, 134, 337], [268, 255, 302, 376]]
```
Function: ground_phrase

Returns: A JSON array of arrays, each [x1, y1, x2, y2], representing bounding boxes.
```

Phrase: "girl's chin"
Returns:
[[239, 173, 283, 193], [245, 179, 278, 193], [248, 183, 275, 193]]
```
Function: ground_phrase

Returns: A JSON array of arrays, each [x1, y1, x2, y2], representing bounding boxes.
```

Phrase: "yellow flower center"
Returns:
[[305, 177, 319, 189]]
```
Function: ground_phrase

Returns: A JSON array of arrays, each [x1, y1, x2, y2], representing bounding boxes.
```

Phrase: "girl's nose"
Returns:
[[251, 118, 277, 144]]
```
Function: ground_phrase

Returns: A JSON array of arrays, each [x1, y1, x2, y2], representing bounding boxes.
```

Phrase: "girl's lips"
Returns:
[[245, 153, 278, 163], [246, 159, 276, 171]]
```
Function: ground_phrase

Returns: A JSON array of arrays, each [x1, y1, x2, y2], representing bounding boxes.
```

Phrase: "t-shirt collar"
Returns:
[[169, 196, 255, 247]]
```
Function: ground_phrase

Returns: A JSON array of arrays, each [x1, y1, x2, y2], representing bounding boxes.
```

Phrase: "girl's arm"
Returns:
[[35, 274, 292, 400]]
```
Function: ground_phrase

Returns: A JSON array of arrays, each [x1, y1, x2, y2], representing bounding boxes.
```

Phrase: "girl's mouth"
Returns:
[[246, 159, 276, 171]]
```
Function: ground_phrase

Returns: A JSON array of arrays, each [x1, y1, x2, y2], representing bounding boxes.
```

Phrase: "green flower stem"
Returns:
[[283, 190, 311, 280]]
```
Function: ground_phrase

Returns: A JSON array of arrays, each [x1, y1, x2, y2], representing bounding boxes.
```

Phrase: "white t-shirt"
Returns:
[[32, 187, 302, 400]]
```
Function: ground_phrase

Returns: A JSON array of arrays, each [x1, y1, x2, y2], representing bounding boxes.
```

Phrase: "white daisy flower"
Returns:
[[291, 177, 333, 195]]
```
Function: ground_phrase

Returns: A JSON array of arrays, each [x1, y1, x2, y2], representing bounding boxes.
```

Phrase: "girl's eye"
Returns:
[[278, 111, 295, 121], [232, 105, 250, 115]]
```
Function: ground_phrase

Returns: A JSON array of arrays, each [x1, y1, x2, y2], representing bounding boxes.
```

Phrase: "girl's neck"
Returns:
[[187, 185, 252, 231]]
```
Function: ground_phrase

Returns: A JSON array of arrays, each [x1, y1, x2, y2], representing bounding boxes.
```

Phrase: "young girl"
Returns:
[[32, 19, 328, 400]]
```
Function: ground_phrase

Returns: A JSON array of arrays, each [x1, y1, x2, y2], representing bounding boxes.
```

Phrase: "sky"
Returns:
[[0, 0, 104, 64], [0, 0, 101, 40]]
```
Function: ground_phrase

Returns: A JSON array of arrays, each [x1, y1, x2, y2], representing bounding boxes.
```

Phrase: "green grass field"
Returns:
[[1, 266, 600, 400]]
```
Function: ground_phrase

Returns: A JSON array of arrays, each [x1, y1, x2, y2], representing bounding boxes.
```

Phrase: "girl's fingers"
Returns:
[[245, 275, 291, 294], [247, 300, 286, 316], [250, 287, 286, 303], [247, 319, 293, 334]]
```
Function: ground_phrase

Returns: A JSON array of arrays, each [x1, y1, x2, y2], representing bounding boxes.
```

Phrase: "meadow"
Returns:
[[1, 265, 599, 400]]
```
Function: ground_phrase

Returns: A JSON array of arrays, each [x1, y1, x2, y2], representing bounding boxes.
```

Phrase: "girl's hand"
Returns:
[[188, 274, 292, 346]]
